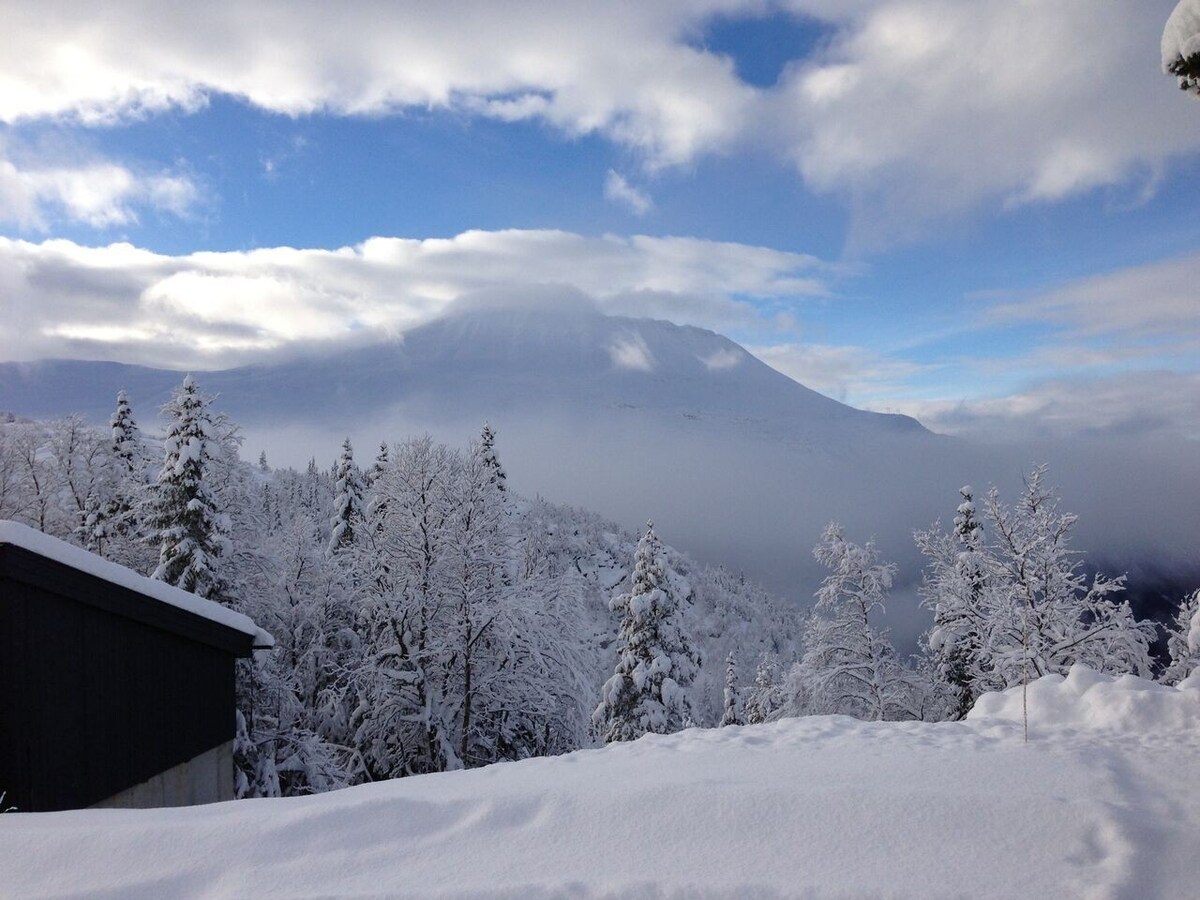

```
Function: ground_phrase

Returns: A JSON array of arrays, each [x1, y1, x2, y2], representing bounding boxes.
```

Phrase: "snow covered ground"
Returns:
[[3, 666, 1198, 899]]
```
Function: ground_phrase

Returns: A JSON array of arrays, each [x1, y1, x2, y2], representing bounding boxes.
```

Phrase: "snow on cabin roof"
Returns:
[[0, 520, 273, 648]]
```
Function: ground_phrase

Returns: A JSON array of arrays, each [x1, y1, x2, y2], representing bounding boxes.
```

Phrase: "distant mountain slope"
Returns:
[[0, 297, 926, 448]]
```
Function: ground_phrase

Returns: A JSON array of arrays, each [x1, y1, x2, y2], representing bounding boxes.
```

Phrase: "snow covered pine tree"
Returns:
[[93, 391, 154, 569], [744, 654, 784, 724], [479, 422, 507, 493], [720, 651, 742, 726], [143, 375, 232, 603], [594, 522, 701, 742], [915, 486, 990, 719], [328, 437, 365, 553]]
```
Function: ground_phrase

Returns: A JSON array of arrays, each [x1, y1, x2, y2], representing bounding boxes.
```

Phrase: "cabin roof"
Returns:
[[0, 520, 273, 652]]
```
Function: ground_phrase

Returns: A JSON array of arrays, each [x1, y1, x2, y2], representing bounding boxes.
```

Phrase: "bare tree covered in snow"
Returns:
[[785, 524, 920, 722]]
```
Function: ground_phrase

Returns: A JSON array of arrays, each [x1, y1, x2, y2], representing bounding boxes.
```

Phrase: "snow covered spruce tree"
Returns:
[[789, 524, 918, 721], [89, 391, 154, 568], [720, 651, 742, 727], [1164, 0, 1200, 96], [111, 391, 143, 475], [593, 522, 701, 742], [1162, 588, 1200, 685], [744, 653, 785, 724], [915, 486, 991, 719], [143, 376, 233, 603], [363, 441, 390, 539], [328, 437, 365, 554], [479, 422, 507, 493]]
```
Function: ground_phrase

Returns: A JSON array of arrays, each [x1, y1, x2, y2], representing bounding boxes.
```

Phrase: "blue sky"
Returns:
[[2, 0, 1198, 439]]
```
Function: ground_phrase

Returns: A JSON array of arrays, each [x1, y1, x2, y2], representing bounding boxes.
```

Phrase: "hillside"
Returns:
[[4, 297, 1197, 643], [0, 297, 959, 623], [2, 666, 1197, 898]]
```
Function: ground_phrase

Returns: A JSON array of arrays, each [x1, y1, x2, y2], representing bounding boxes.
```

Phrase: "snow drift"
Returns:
[[2, 667, 1198, 899]]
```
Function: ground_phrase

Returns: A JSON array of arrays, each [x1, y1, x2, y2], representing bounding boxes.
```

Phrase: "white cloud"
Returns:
[[778, 0, 1200, 239], [747, 341, 930, 405], [0, 1, 761, 169], [0, 153, 197, 230], [0, 230, 829, 368], [929, 251, 1200, 395], [604, 170, 653, 216], [874, 252, 1200, 439], [700, 347, 742, 371], [989, 250, 1200, 340]]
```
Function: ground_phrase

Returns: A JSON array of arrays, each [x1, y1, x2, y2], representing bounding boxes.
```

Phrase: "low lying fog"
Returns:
[[248, 407, 1200, 653]]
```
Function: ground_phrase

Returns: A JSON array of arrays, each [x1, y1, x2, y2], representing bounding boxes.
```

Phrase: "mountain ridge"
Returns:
[[0, 302, 929, 446]]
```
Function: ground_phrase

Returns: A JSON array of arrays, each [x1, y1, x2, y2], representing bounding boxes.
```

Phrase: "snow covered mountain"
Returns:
[[0, 290, 926, 445]]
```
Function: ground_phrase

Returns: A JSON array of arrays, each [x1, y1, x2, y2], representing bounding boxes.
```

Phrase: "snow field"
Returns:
[[3, 667, 1199, 899]]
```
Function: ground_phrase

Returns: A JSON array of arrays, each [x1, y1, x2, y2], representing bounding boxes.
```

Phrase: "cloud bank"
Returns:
[[0, 230, 827, 368]]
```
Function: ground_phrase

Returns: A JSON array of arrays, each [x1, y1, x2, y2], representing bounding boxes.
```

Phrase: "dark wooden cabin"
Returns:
[[0, 521, 271, 812]]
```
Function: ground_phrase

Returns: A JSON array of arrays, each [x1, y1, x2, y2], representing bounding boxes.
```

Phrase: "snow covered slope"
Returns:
[[3, 666, 1198, 898]]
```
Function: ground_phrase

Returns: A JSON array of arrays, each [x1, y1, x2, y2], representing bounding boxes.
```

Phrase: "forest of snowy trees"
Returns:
[[1, 378, 1197, 796]]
